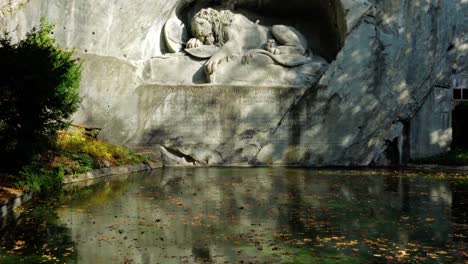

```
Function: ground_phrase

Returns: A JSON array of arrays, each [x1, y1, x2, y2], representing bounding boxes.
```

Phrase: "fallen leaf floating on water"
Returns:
[[335, 240, 359, 247], [13, 240, 26, 250]]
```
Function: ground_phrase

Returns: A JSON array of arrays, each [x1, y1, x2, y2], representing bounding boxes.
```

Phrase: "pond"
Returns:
[[0, 168, 467, 263]]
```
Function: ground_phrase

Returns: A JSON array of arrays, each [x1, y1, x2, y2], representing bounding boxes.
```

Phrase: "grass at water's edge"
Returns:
[[412, 148, 468, 167], [0, 129, 151, 193]]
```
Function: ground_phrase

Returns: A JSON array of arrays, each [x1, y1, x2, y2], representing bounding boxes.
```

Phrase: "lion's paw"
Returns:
[[187, 38, 203, 49], [242, 51, 255, 64], [268, 47, 281, 55]]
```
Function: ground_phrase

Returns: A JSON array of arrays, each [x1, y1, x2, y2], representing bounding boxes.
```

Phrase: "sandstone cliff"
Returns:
[[1, 0, 466, 166]]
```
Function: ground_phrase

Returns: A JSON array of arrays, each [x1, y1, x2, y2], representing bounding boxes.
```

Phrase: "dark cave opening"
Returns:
[[452, 103, 468, 149]]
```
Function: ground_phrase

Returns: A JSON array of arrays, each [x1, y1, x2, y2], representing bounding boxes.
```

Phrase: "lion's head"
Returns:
[[191, 8, 234, 46]]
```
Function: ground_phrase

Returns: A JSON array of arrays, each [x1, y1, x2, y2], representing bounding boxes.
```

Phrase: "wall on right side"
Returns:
[[409, 12, 468, 160]]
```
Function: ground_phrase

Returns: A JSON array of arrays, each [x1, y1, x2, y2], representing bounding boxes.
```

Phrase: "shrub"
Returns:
[[0, 18, 81, 172], [57, 130, 149, 166], [15, 162, 64, 192]]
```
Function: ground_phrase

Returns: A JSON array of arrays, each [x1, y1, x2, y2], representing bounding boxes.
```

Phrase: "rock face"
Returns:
[[1, 0, 466, 166]]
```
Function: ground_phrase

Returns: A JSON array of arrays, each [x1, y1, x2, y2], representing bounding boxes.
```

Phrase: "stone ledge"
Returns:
[[407, 163, 468, 172], [0, 191, 33, 219], [63, 163, 160, 184]]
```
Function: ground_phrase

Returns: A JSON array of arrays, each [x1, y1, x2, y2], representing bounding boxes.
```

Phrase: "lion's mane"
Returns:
[[192, 8, 234, 46]]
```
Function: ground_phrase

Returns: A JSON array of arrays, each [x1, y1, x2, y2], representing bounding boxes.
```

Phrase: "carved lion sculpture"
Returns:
[[185, 8, 313, 76]]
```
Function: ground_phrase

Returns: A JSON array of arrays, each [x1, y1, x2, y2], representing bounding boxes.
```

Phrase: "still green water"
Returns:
[[0, 168, 466, 263]]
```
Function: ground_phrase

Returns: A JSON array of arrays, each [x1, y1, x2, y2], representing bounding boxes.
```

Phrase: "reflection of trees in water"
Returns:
[[61, 178, 131, 208], [0, 202, 77, 263]]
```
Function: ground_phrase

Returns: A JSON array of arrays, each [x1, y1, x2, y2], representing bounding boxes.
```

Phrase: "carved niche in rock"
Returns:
[[163, 8, 328, 87]]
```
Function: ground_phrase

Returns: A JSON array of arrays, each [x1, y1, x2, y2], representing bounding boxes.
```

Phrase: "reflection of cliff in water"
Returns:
[[0, 169, 465, 262], [48, 169, 467, 263]]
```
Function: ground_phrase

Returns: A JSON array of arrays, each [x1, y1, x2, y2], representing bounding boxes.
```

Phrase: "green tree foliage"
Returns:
[[0, 18, 81, 172]]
